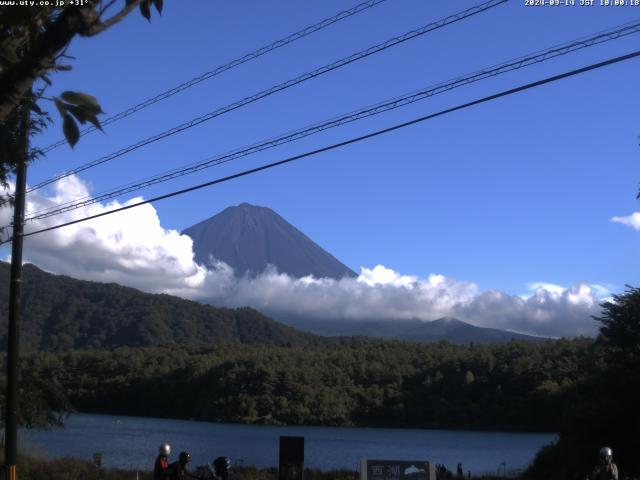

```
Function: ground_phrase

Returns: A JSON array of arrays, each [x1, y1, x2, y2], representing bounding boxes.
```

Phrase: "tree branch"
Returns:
[[0, 1, 140, 123], [0, 7, 93, 123], [99, 0, 119, 16], [84, 0, 140, 36]]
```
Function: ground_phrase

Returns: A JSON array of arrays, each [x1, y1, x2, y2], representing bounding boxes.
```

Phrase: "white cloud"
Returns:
[[202, 264, 480, 324], [188, 268, 602, 338], [0, 176, 608, 338], [611, 212, 640, 230], [527, 282, 566, 296], [460, 282, 603, 337], [0, 177, 206, 295]]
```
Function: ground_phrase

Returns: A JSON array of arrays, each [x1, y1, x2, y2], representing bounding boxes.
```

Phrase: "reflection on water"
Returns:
[[22, 414, 556, 474]]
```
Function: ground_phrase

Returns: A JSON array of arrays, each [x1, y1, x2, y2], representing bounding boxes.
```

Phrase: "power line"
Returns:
[[27, 19, 640, 219], [4, 48, 638, 245], [17, 0, 507, 201], [22, 19, 640, 222], [38, 0, 391, 154]]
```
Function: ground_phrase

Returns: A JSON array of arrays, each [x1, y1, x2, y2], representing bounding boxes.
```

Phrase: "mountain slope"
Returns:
[[291, 317, 546, 344], [182, 203, 356, 279], [0, 262, 327, 352]]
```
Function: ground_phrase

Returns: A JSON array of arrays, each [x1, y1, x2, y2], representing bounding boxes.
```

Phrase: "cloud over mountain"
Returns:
[[0, 176, 206, 296], [0, 176, 605, 337]]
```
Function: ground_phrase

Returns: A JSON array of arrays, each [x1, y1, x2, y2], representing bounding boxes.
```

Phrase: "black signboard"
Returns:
[[279, 436, 304, 480]]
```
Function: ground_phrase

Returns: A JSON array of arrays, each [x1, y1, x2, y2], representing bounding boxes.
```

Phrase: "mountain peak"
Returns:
[[235, 202, 266, 211], [183, 204, 356, 279]]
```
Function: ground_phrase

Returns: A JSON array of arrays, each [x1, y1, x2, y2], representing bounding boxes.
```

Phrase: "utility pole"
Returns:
[[4, 100, 29, 480]]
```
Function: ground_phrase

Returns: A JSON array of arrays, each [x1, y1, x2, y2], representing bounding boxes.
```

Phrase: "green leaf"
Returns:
[[85, 112, 103, 132], [60, 91, 103, 114], [67, 104, 89, 124], [67, 105, 103, 131], [62, 114, 80, 148], [53, 98, 66, 117], [152, 0, 163, 14], [140, 0, 151, 21]]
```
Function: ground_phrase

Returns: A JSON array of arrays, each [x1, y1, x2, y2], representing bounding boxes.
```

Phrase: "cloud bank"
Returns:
[[611, 211, 640, 230], [0, 176, 606, 338]]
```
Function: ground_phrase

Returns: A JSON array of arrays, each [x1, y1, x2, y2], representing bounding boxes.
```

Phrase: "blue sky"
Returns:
[[2, 0, 640, 335]]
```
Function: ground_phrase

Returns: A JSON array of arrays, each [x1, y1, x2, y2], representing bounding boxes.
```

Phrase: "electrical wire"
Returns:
[[38, 0, 391, 154], [22, 19, 640, 222], [2, 48, 637, 245], [16, 0, 507, 201]]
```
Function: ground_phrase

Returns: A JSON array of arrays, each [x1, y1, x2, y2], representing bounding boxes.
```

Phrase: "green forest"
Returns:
[[3, 338, 593, 431]]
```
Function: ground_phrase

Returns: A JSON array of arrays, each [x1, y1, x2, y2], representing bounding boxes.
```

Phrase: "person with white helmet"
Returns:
[[154, 442, 172, 480], [590, 446, 618, 480]]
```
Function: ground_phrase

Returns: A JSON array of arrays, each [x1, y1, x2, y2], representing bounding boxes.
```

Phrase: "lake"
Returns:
[[21, 414, 556, 475]]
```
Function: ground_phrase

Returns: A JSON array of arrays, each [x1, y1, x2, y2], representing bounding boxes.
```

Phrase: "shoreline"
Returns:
[[64, 411, 560, 436], [19, 413, 548, 477]]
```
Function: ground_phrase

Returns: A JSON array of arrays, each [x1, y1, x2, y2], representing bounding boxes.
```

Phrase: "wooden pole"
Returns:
[[4, 99, 29, 480]]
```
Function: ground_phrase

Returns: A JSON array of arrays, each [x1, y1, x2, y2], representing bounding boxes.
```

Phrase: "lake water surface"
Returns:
[[22, 414, 556, 475]]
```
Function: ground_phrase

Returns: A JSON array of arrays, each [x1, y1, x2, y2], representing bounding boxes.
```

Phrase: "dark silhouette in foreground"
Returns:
[[168, 451, 199, 480], [589, 447, 618, 480]]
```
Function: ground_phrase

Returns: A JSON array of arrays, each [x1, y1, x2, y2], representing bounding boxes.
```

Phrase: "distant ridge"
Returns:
[[183, 203, 356, 279], [290, 316, 548, 344]]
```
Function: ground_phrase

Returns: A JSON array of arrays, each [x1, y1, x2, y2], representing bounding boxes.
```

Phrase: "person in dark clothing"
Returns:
[[154, 443, 171, 480], [212, 456, 231, 480], [169, 451, 201, 480], [590, 446, 619, 480]]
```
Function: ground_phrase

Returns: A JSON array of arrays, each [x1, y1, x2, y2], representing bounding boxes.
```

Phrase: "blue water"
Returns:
[[21, 414, 556, 475]]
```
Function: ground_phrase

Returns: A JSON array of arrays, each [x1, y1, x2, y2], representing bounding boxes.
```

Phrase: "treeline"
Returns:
[[9, 338, 595, 432]]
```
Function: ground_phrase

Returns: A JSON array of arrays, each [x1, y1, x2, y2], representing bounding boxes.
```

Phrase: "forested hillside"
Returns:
[[12, 338, 593, 432], [0, 262, 325, 350]]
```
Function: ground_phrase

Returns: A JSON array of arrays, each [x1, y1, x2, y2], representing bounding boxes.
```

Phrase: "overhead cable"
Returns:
[[19, 0, 507, 200], [2, 48, 637, 245], [23, 19, 640, 222], [38, 0, 391, 154]]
